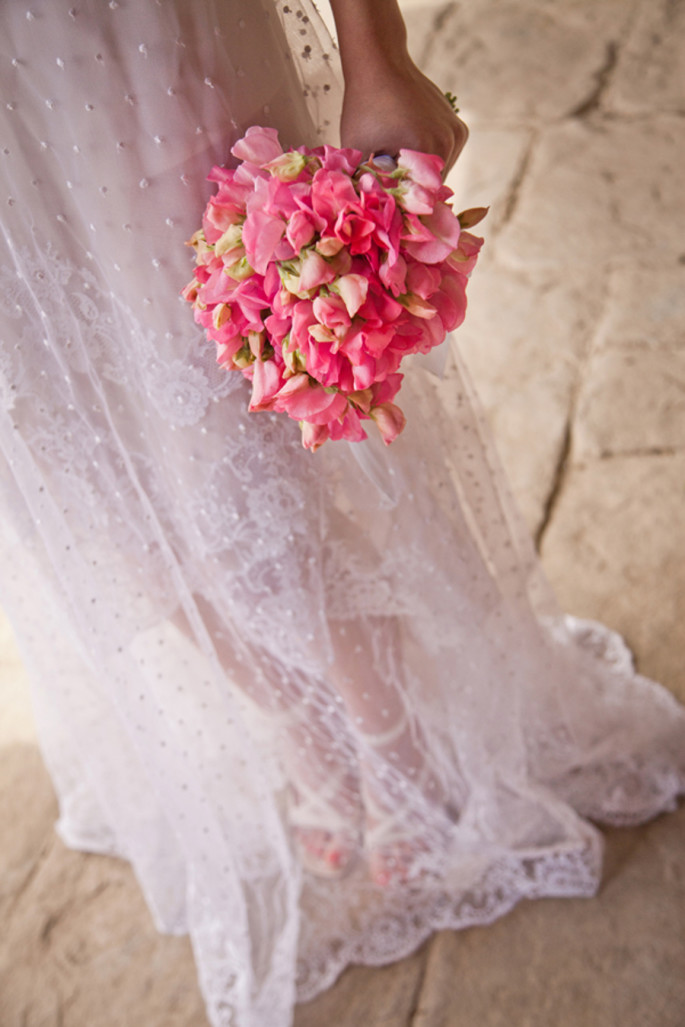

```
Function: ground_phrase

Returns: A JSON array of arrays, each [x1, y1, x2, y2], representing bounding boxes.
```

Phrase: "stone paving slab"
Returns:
[[295, 949, 427, 1027], [541, 454, 685, 694], [452, 259, 607, 530], [575, 347, 685, 458], [496, 115, 685, 271], [604, 0, 685, 115], [408, 0, 640, 125], [573, 264, 685, 459], [414, 812, 685, 1027]]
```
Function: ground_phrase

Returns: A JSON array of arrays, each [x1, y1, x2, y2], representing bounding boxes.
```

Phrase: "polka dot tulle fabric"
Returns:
[[1, 4, 684, 1026]]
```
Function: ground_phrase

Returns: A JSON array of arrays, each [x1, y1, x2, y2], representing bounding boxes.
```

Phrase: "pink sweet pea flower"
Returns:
[[432, 272, 468, 332], [379, 252, 408, 296], [350, 357, 377, 392], [316, 235, 345, 258], [406, 261, 442, 299], [215, 335, 249, 370], [312, 293, 351, 332], [231, 126, 283, 166], [357, 281, 404, 326], [400, 294, 437, 319], [403, 202, 462, 263], [263, 150, 308, 182], [286, 209, 318, 252], [264, 312, 291, 347], [396, 149, 444, 191], [448, 230, 484, 276], [242, 211, 285, 275], [333, 208, 376, 255], [371, 374, 403, 406], [249, 355, 283, 411], [298, 249, 337, 292], [203, 197, 246, 243], [274, 374, 348, 423], [334, 273, 369, 318], [300, 421, 331, 452], [198, 265, 238, 306], [369, 402, 406, 445], [320, 145, 363, 176], [331, 405, 367, 443], [310, 169, 359, 225], [289, 299, 318, 351], [300, 334, 342, 387], [396, 181, 436, 216], [248, 175, 300, 222], [231, 278, 270, 332], [361, 189, 402, 259]]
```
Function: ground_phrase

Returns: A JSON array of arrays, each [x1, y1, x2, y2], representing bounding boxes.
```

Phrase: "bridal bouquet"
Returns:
[[183, 126, 485, 451]]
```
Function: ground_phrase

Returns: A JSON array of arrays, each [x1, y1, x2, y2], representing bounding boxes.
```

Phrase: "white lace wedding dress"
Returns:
[[1, 3, 684, 1026]]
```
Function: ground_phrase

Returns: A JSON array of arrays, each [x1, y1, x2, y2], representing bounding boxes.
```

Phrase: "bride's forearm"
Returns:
[[329, 0, 412, 82], [328, 0, 467, 171]]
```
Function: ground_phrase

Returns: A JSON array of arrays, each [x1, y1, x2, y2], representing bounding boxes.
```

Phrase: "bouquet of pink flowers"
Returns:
[[183, 126, 485, 451]]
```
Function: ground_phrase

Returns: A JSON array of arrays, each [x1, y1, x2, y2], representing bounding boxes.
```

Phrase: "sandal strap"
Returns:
[[357, 708, 409, 749], [286, 773, 362, 833]]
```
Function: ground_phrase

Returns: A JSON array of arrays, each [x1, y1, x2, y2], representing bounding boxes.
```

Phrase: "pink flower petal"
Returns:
[[231, 126, 283, 166], [397, 149, 444, 190], [298, 250, 337, 291], [335, 274, 369, 318], [300, 421, 331, 451], [370, 402, 406, 445], [242, 211, 285, 275], [275, 375, 348, 423], [249, 357, 283, 411]]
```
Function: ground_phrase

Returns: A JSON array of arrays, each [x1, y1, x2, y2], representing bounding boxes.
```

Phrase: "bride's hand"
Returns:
[[329, 0, 466, 177], [340, 57, 468, 177]]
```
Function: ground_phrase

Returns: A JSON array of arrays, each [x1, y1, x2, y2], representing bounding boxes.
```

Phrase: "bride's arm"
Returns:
[[329, 0, 468, 173]]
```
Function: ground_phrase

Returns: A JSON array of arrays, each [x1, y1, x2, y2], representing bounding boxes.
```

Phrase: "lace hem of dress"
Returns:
[[293, 835, 603, 1006]]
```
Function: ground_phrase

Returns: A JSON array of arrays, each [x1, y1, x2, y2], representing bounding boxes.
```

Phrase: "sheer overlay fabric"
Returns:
[[1, 3, 684, 1026]]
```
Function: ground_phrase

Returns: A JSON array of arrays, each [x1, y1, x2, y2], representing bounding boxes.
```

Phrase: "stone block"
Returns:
[[295, 950, 425, 1027], [593, 263, 685, 353], [446, 126, 534, 231], [406, 1, 624, 123], [514, 0, 640, 36], [497, 117, 685, 269], [575, 347, 685, 458], [0, 610, 35, 746], [413, 808, 685, 1027], [0, 832, 208, 1027], [540, 454, 685, 697], [0, 745, 56, 915], [449, 259, 605, 531], [605, 0, 685, 114]]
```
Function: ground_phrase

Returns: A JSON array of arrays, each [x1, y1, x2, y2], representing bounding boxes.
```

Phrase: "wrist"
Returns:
[[342, 49, 415, 94]]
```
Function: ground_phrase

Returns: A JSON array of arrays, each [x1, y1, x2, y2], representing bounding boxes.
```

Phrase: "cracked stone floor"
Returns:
[[1, 0, 684, 1024]]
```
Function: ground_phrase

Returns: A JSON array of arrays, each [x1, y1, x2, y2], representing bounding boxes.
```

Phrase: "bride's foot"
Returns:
[[272, 686, 364, 879], [359, 713, 460, 887], [364, 786, 456, 887], [291, 822, 360, 879], [366, 819, 432, 887], [288, 777, 362, 879]]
